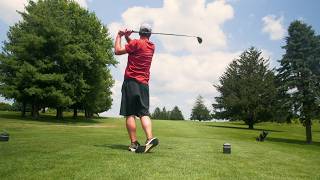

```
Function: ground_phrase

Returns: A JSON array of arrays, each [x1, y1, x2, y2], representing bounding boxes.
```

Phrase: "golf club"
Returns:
[[132, 31, 202, 44]]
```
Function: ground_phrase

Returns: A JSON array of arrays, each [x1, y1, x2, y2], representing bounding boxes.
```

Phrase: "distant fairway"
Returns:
[[0, 111, 319, 179]]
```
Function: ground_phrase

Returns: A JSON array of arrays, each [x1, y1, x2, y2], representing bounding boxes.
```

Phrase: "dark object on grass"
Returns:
[[223, 143, 231, 154], [135, 145, 146, 153], [256, 131, 269, 141], [0, 131, 9, 142], [135, 138, 159, 153]]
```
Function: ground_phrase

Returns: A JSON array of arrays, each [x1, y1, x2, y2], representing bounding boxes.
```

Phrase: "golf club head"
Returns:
[[197, 37, 202, 44]]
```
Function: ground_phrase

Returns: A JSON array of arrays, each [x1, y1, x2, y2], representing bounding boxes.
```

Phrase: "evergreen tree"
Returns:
[[277, 21, 320, 143], [213, 47, 277, 129], [152, 107, 161, 119], [159, 107, 168, 120], [272, 74, 295, 123], [152, 106, 184, 120], [190, 95, 211, 121], [170, 106, 184, 120], [0, 0, 116, 119], [0, 0, 72, 118]]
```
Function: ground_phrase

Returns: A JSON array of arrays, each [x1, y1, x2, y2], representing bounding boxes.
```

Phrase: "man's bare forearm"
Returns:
[[114, 31, 127, 55], [114, 34, 122, 55]]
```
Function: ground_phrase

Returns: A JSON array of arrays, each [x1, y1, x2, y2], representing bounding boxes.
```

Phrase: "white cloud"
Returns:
[[108, 0, 234, 53], [150, 51, 239, 117], [262, 15, 286, 40], [105, 0, 238, 118], [75, 0, 89, 8], [104, 50, 239, 118], [260, 49, 272, 60], [151, 51, 239, 94], [0, 0, 90, 25], [0, 96, 13, 104]]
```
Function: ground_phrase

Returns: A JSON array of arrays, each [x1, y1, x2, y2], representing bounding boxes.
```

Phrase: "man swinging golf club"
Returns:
[[114, 23, 159, 153]]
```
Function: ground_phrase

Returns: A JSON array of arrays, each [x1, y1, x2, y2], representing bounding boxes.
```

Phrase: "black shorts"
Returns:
[[120, 79, 150, 117]]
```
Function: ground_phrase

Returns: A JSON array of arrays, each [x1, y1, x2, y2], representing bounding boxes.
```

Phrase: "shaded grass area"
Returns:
[[267, 137, 320, 146], [206, 124, 284, 132], [0, 111, 320, 179], [0, 111, 102, 125]]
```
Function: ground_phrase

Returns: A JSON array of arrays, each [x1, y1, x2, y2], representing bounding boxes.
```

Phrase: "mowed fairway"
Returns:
[[0, 111, 319, 180]]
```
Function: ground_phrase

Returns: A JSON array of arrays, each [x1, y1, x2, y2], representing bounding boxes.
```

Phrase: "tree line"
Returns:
[[151, 106, 185, 120], [0, 0, 117, 119], [0, 1, 318, 144], [213, 21, 320, 144], [151, 96, 212, 121]]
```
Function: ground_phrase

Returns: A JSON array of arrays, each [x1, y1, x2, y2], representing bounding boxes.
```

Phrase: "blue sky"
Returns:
[[0, 0, 319, 118]]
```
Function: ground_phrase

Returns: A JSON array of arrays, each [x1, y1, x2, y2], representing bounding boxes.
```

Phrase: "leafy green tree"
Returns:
[[0, 0, 116, 119], [59, 2, 115, 118], [277, 21, 320, 143], [169, 106, 184, 120], [0, 102, 12, 111], [213, 47, 277, 129], [191, 95, 211, 121], [10, 101, 32, 113], [0, 0, 71, 118]]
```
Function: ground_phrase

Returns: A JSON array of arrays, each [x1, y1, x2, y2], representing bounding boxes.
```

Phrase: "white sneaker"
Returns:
[[128, 141, 140, 152], [144, 137, 159, 153]]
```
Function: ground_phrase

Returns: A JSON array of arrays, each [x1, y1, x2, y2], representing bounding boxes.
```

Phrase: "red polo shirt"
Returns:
[[124, 39, 155, 85]]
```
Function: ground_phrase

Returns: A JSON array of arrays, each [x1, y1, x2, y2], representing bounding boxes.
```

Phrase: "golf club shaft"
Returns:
[[132, 31, 196, 38]]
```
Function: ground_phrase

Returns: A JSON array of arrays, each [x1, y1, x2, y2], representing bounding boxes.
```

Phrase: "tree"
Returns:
[[159, 107, 168, 120], [277, 21, 320, 144], [190, 95, 211, 121], [213, 47, 277, 129], [0, 0, 116, 119], [152, 106, 184, 120], [10, 101, 32, 113], [272, 74, 295, 123], [0, 102, 12, 111], [170, 106, 184, 120], [152, 107, 161, 119]]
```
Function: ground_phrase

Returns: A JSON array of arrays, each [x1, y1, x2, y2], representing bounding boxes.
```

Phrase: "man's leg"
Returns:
[[126, 115, 137, 142], [140, 115, 153, 140], [135, 115, 158, 153]]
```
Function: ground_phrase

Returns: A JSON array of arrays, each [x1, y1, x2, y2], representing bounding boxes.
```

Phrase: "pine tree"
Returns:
[[272, 74, 295, 123], [159, 107, 168, 120], [0, 0, 116, 119], [213, 47, 277, 129], [190, 95, 211, 121], [277, 21, 320, 143], [170, 106, 184, 120], [152, 107, 161, 119], [0, 0, 73, 118]]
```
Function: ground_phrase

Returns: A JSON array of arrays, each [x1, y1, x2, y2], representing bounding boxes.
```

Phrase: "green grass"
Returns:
[[0, 111, 319, 180]]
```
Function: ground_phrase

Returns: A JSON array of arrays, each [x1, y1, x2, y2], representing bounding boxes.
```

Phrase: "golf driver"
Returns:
[[132, 31, 202, 44]]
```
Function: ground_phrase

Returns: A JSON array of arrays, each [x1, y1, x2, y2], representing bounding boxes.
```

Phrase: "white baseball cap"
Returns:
[[139, 23, 152, 33]]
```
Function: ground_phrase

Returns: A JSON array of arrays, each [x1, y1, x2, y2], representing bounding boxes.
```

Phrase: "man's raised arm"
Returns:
[[114, 30, 127, 55], [125, 29, 133, 43]]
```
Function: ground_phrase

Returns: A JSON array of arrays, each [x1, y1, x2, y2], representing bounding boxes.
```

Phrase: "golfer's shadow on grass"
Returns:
[[94, 144, 128, 150], [94, 144, 159, 153]]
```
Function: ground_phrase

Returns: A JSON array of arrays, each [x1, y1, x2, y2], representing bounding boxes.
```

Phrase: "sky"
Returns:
[[0, 0, 320, 119]]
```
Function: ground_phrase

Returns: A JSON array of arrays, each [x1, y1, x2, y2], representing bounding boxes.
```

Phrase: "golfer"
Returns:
[[114, 23, 159, 153]]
